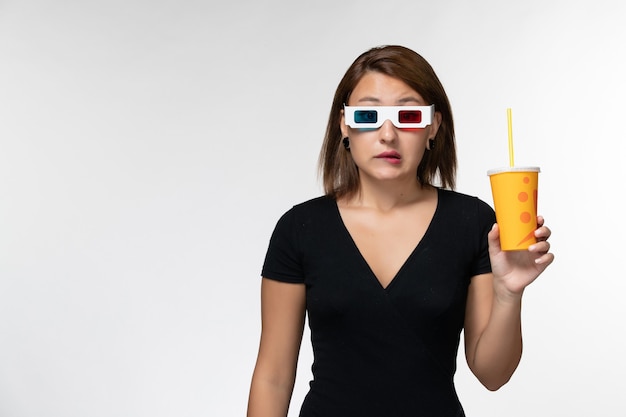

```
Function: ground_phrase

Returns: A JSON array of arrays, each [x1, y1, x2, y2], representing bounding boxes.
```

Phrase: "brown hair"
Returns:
[[318, 45, 457, 199]]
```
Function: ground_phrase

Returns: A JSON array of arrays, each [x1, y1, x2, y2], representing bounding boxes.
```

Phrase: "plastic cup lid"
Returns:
[[487, 166, 541, 176]]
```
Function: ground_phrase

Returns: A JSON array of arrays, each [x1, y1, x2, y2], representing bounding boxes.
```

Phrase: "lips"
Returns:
[[376, 151, 401, 159], [374, 150, 402, 165]]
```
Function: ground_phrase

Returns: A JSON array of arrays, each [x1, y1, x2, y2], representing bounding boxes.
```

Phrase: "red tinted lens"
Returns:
[[398, 110, 422, 123]]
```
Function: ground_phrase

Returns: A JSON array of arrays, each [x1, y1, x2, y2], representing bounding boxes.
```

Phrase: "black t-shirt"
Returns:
[[262, 188, 496, 417]]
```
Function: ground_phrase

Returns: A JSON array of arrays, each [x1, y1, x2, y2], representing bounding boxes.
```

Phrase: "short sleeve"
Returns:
[[471, 198, 497, 277], [261, 207, 305, 283]]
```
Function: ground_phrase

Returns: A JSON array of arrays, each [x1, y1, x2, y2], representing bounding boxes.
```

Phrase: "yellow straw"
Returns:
[[507, 108, 515, 167]]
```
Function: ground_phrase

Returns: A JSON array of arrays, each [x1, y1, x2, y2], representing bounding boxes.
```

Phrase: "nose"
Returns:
[[379, 119, 397, 143]]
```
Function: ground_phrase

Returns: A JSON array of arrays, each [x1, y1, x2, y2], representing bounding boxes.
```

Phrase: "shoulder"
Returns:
[[263, 198, 334, 283], [437, 188, 495, 224], [434, 189, 495, 270], [279, 195, 336, 220], [262, 195, 338, 280], [438, 188, 494, 212], [272, 195, 336, 230], [291, 195, 335, 212]]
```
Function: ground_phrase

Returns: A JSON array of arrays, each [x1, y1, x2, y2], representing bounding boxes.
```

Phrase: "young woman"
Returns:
[[247, 45, 554, 417]]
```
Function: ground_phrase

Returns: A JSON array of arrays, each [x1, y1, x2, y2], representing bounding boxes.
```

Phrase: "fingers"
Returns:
[[535, 215, 551, 241], [537, 215, 545, 227], [531, 215, 554, 265], [488, 223, 502, 253], [528, 238, 554, 266], [490, 218, 554, 263], [529, 239, 550, 254], [532, 250, 555, 266]]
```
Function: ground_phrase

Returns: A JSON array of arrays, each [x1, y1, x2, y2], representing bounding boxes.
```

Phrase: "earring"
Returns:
[[428, 138, 435, 150], [342, 137, 350, 150]]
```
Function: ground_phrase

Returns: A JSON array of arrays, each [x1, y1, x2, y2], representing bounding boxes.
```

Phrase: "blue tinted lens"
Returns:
[[354, 110, 378, 124]]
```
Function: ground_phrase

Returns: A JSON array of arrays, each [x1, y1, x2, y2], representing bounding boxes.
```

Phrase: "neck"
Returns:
[[348, 177, 431, 212]]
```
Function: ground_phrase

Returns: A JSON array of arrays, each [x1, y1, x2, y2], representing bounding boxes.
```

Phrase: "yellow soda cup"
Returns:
[[487, 167, 540, 251]]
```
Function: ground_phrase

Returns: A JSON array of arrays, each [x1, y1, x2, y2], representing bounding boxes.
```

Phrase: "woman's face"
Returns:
[[340, 72, 441, 186]]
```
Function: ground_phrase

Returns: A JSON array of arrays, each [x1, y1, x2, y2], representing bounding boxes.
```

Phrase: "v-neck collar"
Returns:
[[332, 188, 442, 291]]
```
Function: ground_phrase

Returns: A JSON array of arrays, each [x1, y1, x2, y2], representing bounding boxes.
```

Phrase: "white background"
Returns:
[[1, 1, 625, 416]]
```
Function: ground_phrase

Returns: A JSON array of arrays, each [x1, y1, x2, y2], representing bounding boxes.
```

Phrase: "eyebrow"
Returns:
[[356, 96, 424, 104], [398, 97, 423, 104]]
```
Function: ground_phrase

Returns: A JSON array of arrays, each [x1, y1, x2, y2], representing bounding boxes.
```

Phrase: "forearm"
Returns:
[[247, 374, 294, 417], [469, 293, 523, 391], [248, 280, 306, 417]]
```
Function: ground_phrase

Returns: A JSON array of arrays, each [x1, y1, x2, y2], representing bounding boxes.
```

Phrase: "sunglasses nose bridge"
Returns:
[[377, 108, 395, 128], [379, 118, 398, 139]]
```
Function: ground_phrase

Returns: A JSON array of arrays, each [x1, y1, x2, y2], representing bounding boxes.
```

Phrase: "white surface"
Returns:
[[1, 0, 624, 416]]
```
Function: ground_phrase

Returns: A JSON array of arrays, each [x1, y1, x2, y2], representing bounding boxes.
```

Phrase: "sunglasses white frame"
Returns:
[[343, 105, 435, 129]]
